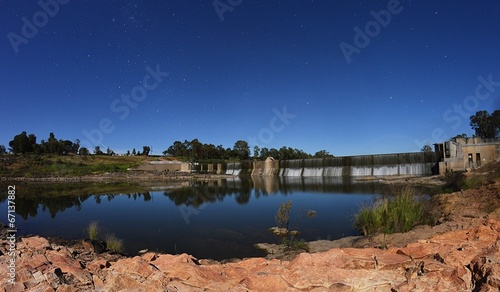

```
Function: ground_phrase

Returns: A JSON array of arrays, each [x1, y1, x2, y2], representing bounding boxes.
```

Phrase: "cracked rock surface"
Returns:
[[0, 219, 499, 291]]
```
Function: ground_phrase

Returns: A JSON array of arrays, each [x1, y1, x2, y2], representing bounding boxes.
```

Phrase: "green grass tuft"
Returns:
[[104, 234, 124, 253], [86, 221, 101, 240], [354, 186, 434, 236]]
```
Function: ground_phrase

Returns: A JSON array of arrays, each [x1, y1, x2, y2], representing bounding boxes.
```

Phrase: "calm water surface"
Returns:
[[1, 177, 381, 260]]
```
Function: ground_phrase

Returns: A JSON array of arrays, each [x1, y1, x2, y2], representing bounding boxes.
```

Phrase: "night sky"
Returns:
[[1, 1, 499, 156]]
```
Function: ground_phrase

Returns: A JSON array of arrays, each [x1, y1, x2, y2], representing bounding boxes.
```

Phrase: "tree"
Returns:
[[165, 141, 188, 157], [421, 145, 433, 152], [314, 150, 334, 158], [94, 146, 104, 155], [0, 145, 6, 155], [233, 140, 250, 160], [469, 110, 498, 138], [126, 150, 130, 156], [450, 133, 468, 141], [9, 131, 36, 154], [142, 146, 151, 156], [259, 147, 269, 159], [79, 147, 90, 156], [253, 146, 260, 158], [132, 148, 136, 156], [268, 148, 280, 159], [106, 148, 115, 156], [47, 132, 60, 154]]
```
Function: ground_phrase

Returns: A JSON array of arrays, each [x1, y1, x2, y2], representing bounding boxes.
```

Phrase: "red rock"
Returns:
[[111, 256, 157, 279], [44, 268, 62, 289], [2, 219, 500, 291], [1, 281, 26, 292], [21, 236, 51, 251], [240, 273, 291, 290], [45, 249, 92, 285], [86, 259, 110, 275]]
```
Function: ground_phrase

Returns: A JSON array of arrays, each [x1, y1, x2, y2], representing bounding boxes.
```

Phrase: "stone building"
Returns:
[[434, 137, 500, 173]]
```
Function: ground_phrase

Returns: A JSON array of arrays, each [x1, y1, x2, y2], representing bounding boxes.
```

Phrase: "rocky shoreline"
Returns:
[[1, 174, 499, 290], [1, 218, 499, 291]]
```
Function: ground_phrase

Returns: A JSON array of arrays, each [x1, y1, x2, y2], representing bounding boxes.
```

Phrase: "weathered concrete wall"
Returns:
[[211, 152, 438, 177], [436, 138, 500, 173]]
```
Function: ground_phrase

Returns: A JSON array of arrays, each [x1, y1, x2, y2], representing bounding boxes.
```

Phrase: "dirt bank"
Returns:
[[1, 171, 237, 183]]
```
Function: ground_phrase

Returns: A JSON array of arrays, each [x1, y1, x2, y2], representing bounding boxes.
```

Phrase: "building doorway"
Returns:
[[476, 153, 481, 167]]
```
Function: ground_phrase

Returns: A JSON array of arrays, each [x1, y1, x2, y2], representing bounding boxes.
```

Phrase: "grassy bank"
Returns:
[[0, 154, 150, 177], [354, 186, 436, 236]]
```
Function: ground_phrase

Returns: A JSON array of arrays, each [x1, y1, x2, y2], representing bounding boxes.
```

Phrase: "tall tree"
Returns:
[[420, 145, 433, 153], [79, 147, 90, 156], [253, 146, 260, 158], [94, 146, 104, 155], [470, 110, 498, 138], [233, 140, 250, 160], [314, 150, 334, 158], [142, 146, 151, 156], [9, 131, 36, 154], [0, 145, 6, 155]]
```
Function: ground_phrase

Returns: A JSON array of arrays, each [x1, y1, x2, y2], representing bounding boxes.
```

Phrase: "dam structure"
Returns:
[[219, 152, 438, 177]]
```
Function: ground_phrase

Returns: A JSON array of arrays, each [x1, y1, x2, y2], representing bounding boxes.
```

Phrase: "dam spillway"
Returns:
[[217, 152, 437, 177]]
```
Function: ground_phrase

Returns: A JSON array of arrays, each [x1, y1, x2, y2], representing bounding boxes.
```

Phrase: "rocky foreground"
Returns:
[[0, 218, 499, 291]]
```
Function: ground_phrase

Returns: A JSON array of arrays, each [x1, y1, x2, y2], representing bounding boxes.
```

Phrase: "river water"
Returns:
[[1, 176, 381, 260]]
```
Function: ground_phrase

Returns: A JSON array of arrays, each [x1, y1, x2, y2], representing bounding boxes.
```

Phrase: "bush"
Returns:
[[86, 221, 101, 240], [354, 187, 434, 236], [282, 237, 309, 252], [104, 234, 124, 253]]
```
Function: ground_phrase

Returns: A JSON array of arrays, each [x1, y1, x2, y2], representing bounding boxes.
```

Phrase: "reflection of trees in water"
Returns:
[[12, 192, 153, 219], [16, 195, 90, 219], [163, 180, 256, 207], [6, 178, 380, 219]]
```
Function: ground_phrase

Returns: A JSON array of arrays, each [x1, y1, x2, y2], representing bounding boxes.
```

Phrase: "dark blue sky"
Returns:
[[1, 1, 499, 156]]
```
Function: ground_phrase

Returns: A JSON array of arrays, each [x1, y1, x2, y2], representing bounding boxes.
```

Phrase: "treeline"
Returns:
[[161, 139, 333, 161], [0, 132, 333, 161], [6, 131, 82, 155], [3, 131, 153, 157], [2, 109, 497, 160]]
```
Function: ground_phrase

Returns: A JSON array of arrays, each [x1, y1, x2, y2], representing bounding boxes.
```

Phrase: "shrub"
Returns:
[[271, 201, 315, 251], [104, 234, 124, 253], [86, 221, 101, 240], [275, 201, 292, 229], [354, 186, 433, 236], [282, 237, 309, 252]]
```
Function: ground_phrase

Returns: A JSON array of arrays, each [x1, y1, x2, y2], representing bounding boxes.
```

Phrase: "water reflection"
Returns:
[[0, 177, 380, 260]]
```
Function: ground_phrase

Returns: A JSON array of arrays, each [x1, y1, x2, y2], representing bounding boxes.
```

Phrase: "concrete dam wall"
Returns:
[[217, 152, 437, 177]]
